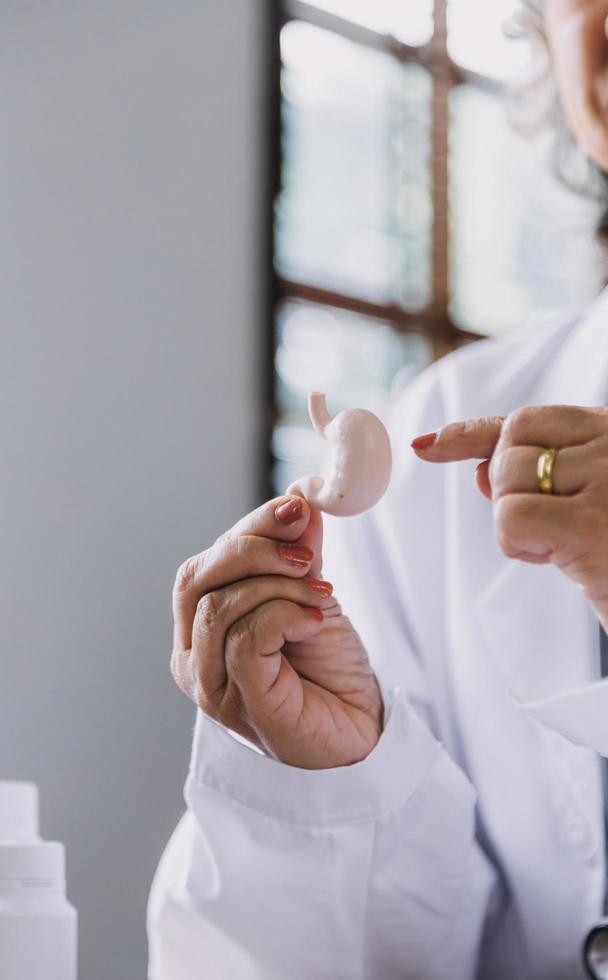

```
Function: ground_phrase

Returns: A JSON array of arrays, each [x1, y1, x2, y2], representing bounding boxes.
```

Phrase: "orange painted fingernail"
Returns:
[[304, 606, 324, 622], [275, 498, 303, 524], [411, 432, 437, 451], [278, 544, 313, 566], [309, 579, 333, 597]]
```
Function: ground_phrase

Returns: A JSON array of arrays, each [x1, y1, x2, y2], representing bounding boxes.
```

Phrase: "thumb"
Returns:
[[475, 459, 492, 500]]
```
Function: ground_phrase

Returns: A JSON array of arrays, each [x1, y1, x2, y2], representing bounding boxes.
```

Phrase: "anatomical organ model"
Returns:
[[287, 392, 392, 517]]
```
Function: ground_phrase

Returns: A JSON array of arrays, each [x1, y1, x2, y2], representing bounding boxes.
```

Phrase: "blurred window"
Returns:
[[271, 0, 603, 492]]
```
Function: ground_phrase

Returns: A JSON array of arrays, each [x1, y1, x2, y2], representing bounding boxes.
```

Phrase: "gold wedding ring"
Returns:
[[537, 447, 559, 495]]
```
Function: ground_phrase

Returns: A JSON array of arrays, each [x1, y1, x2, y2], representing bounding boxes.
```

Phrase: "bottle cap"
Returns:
[[0, 782, 39, 841], [0, 842, 65, 882]]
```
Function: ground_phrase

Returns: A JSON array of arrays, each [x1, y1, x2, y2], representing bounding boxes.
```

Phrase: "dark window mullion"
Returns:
[[277, 277, 482, 345], [430, 0, 451, 317], [282, 0, 501, 90], [269, 0, 483, 496]]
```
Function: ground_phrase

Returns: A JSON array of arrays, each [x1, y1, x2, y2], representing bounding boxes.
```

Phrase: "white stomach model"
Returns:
[[286, 391, 392, 517]]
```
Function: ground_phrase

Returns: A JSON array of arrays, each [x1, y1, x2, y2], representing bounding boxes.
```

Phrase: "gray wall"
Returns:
[[0, 2, 265, 977]]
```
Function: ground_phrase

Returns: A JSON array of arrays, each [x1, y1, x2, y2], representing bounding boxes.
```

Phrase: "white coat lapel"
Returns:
[[475, 286, 608, 710], [475, 560, 598, 707], [470, 289, 608, 846], [476, 291, 608, 701]]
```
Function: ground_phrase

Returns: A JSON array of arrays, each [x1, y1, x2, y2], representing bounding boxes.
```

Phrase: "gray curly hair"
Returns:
[[507, 0, 608, 215]]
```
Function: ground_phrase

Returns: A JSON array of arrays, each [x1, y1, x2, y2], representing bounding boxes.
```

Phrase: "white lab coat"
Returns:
[[148, 287, 608, 980]]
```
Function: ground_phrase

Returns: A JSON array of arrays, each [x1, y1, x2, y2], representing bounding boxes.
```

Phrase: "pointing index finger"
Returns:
[[411, 416, 505, 462]]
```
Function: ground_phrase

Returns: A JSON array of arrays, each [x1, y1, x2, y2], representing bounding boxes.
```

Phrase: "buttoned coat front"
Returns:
[[148, 290, 608, 980]]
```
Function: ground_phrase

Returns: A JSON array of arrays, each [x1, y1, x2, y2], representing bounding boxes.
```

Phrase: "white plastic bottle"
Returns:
[[0, 782, 77, 980], [0, 782, 39, 842]]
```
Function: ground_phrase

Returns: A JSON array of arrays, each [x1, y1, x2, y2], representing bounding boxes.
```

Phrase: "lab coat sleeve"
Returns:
[[147, 696, 495, 980], [147, 365, 497, 980]]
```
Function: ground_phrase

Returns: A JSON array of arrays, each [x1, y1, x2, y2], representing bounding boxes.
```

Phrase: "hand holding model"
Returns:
[[170, 394, 392, 769]]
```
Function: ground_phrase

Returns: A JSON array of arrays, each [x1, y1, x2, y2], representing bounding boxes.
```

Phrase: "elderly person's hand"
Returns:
[[412, 406, 608, 631], [170, 496, 383, 769]]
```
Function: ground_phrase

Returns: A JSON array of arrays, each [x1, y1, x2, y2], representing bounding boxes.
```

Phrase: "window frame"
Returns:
[[265, 0, 499, 497]]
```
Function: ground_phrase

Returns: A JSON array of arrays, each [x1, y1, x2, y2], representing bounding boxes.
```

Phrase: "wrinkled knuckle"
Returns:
[[226, 618, 253, 651], [503, 407, 533, 442], [449, 417, 482, 447], [512, 406, 536, 427], [233, 534, 254, 566], [194, 591, 223, 638], [174, 553, 206, 596], [459, 418, 478, 438], [225, 619, 255, 668], [213, 530, 232, 556]]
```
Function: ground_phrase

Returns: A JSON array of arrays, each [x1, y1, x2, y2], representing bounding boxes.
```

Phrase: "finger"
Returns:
[[173, 533, 317, 651], [225, 599, 325, 713], [230, 494, 312, 541], [499, 405, 608, 451], [515, 552, 552, 566], [493, 492, 584, 562], [290, 497, 323, 579], [190, 575, 335, 704], [475, 460, 492, 500], [412, 416, 505, 462], [489, 443, 589, 500]]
